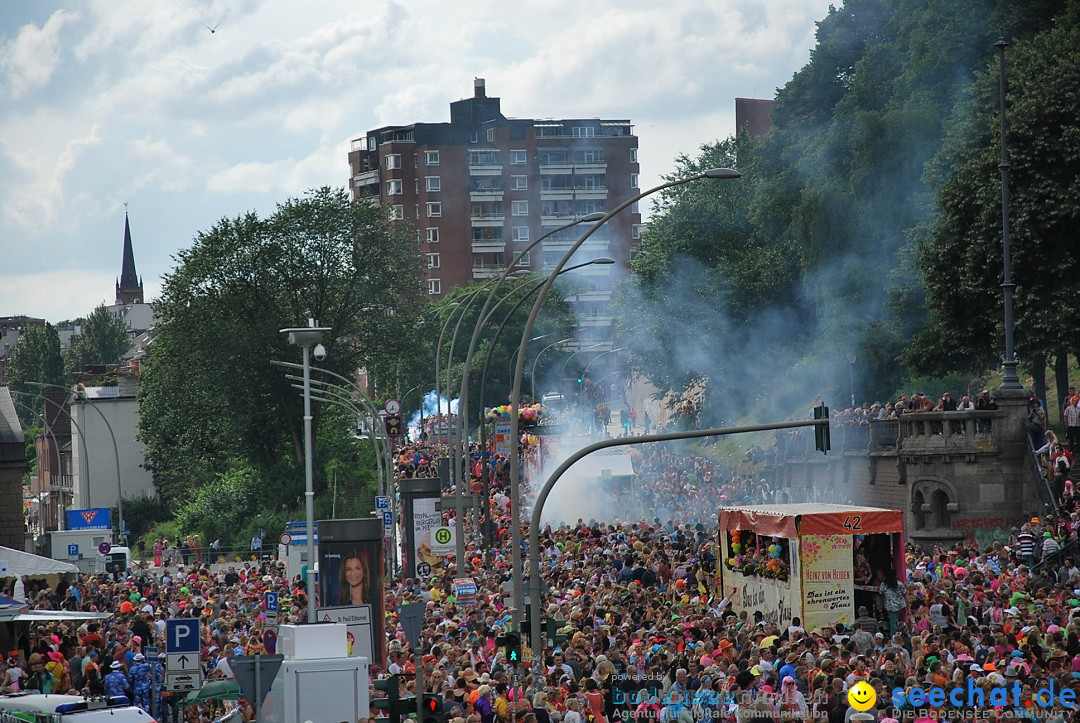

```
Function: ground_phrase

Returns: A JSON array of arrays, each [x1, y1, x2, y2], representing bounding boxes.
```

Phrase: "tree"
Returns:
[[908, 2, 1080, 388], [64, 305, 130, 376], [139, 187, 424, 504], [5, 323, 65, 427]]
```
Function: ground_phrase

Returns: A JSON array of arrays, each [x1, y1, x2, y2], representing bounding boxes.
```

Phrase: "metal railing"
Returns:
[[1027, 435, 1059, 518]]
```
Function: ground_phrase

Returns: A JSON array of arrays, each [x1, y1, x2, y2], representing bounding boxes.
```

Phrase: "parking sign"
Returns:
[[264, 591, 279, 613], [382, 509, 393, 527], [375, 495, 390, 510], [166, 619, 200, 653], [67, 544, 79, 557]]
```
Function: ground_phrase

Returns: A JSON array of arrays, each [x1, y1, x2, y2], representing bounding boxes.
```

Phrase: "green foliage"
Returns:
[[174, 460, 263, 544], [139, 187, 423, 505], [614, 0, 1072, 420], [64, 306, 130, 376], [5, 323, 65, 428], [142, 519, 181, 548], [114, 495, 172, 541], [890, 371, 989, 403], [910, 1, 1080, 377]]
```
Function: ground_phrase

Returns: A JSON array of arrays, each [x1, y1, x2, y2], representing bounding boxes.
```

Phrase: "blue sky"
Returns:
[[0, 0, 834, 322]]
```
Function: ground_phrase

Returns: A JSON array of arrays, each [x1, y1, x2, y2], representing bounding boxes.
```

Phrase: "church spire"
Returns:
[[116, 209, 144, 305]]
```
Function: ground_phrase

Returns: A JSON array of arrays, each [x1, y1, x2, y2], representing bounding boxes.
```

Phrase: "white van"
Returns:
[[0, 693, 153, 722]]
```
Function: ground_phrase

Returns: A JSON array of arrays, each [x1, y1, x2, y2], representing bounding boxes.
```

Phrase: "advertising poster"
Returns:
[[801, 534, 855, 630], [318, 538, 384, 662], [494, 421, 511, 456], [66, 508, 111, 530], [412, 496, 448, 576]]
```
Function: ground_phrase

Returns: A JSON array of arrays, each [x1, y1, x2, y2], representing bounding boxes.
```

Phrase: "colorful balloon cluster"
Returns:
[[484, 403, 548, 423], [724, 531, 789, 582]]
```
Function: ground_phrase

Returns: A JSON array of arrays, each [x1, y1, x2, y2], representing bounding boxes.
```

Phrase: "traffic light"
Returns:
[[576, 370, 584, 385], [813, 404, 831, 455], [422, 694, 445, 723], [497, 633, 522, 665], [374, 674, 402, 723], [384, 414, 402, 438]]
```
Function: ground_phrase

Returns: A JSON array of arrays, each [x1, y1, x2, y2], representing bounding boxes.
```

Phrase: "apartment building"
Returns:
[[347, 79, 641, 349]]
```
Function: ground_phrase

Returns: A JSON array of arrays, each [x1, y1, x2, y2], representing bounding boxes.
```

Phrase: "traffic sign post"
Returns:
[[264, 591, 280, 627], [231, 654, 284, 722], [384, 414, 402, 439], [165, 619, 202, 692], [97, 541, 111, 556], [67, 544, 79, 558], [278, 532, 292, 547], [376, 495, 390, 510]]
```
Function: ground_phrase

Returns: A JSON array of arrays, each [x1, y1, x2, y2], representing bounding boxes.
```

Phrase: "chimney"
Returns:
[[474, 78, 486, 98]]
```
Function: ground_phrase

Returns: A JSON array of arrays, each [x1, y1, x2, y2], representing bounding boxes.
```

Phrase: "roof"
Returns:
[[118, 213, 140, 292], [0, 693, 140, 716], [718, 503, 903, 538], [0, 388, 25, 462], [0, 545, 78, 577]]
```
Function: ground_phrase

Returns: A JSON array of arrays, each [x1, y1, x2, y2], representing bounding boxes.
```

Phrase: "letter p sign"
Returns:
[[166, 619, 200, 653]]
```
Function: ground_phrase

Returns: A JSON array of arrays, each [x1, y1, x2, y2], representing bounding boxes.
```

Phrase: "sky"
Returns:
[[0, 0, 835, 323]]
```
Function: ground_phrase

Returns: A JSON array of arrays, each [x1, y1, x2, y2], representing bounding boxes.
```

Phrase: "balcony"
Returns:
[[470, 189, 504, 201], [578, 315, 613, 327], [575, 187, 608, 200], [470, 213, 504, 227], [540, 189, 575, 201], [472, 266, 501, 279], [567, 290, 613, 303], [541, 238, 610, 253], [897, 411, 998, 454], [539, 163, 574, 175], [468, 164, 503, 176], [51, 474, 73, 489], [353, 169, 379, 187], [471, 240, 506, 253]]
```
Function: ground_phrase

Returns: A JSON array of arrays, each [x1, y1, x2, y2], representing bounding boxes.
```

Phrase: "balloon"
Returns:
[[731, 543, 741, 553]]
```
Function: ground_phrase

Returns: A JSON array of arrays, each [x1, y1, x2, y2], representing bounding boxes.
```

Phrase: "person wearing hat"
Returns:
[[104, 660, 129, 699], [130, 652, 153, 713], [475, 684, 495, 723]]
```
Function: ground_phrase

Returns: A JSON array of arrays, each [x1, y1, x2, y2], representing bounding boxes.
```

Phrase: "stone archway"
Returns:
[[908, 476, 963, 542]]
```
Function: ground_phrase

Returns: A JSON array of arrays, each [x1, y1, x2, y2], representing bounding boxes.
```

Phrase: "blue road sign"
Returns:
[[144, 647, 158, 659], [264, 591, 279, 613], [166, 619, 200, 653], [382, 510, 393, 527], [375, 495, 390, 510], [67, 544, 79, 557]]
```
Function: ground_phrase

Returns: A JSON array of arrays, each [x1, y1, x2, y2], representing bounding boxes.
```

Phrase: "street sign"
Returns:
[[384, 414, 402, 438], [165, 672, 199, 693], [381, 510, 393, 527], [166, 619, 200, 653], [375, 495, 390, 510], [430, 526, 455, 555], [278, 532, 292, 546], [67, 544, 79, 557], [416, 562, 431, 579], [231, 654, 284, 709], [454, 578, 477, 606], [262, 628, 277, 654], [144, 647, 158, 659], [264, 591, 279, 612], [97, 541, 111, 556], [166, 653, 199, 673], [397, 603, 424, 647]]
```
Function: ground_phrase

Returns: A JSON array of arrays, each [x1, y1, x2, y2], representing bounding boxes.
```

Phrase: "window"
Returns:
[[486, 128, 495, 143], [388, 205, 403, 220], [511, 175, 528, 190], [368, 137, 376, 151], [572, 126, 595, 138], [426, 150, 439, 165], [386, 179, 402, 195], [469, 131, 479, 143], [427, 253, 440, 269], [632, 224, 645, 240], [516, 252, 531, 266], [427, 202, 442, 217], [512, 226, 530, 242], [384, 154, 401, 170], [426, 176, 441, 192], [428, 279, 442, 295], [510, 150, 527, 165], [630, 149, 638, 163], [512, 200, 528, 216], [630, 173, 639, 189], [426, 228, 440, 243]]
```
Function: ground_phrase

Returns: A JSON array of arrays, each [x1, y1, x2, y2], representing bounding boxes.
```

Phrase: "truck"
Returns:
[[48, 530, 113, 574], [717, 503, 905, 631]]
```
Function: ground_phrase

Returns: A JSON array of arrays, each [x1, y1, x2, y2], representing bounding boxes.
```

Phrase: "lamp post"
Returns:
[[849, 356, 857, 408], [508, 168, 741, 628], [434, 302, 462, 418], [530, 338, 575, 401], [511, 334, 556, 387], [280, 322, 330, 624], [27, 381, 124, 538], [559, 343, 606, 377], [10, 391, 81, 532], [995, 38, 1021, 390]]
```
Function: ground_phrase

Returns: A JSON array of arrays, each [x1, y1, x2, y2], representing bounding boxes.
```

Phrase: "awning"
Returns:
[[6, 610, 112, 622], [0, 546, 78, 577]]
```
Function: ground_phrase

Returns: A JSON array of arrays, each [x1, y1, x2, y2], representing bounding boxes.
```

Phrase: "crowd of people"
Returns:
[[8, 397, 1080, 723]]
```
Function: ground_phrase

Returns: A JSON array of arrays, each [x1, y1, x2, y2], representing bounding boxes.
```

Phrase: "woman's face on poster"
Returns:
[[346, 556, 365, 587]]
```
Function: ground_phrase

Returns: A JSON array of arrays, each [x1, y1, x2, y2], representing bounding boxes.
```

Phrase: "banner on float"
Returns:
[[66, 508, 111, 531], [800, 534, 855, 630], [494, 421, 511, 456]]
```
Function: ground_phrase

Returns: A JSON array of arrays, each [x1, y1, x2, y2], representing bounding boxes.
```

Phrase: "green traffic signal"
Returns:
[[374, 674, 402, 723]]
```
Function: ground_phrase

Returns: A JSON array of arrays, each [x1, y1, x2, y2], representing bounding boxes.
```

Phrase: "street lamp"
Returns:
[[280, 321, 330, 624], [510, 334, 556, 386], [508, 167, 741, 628], [559, 343, 606, 377], [27, 381, 124, 538], [530, 338, 574, 401], [434, 302, 462, 417], [849, 356, 857, 408], [995, 38, 1021, 390]]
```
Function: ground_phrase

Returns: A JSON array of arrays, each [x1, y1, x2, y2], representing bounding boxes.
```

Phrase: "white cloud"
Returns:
[[0, 9, 79, 98]]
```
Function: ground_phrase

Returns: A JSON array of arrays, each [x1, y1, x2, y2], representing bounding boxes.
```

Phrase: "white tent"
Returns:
[[0, 546, 78, 577]]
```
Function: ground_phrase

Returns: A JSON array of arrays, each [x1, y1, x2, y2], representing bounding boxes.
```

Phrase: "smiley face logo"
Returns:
[[847, 681, 877, 711]]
